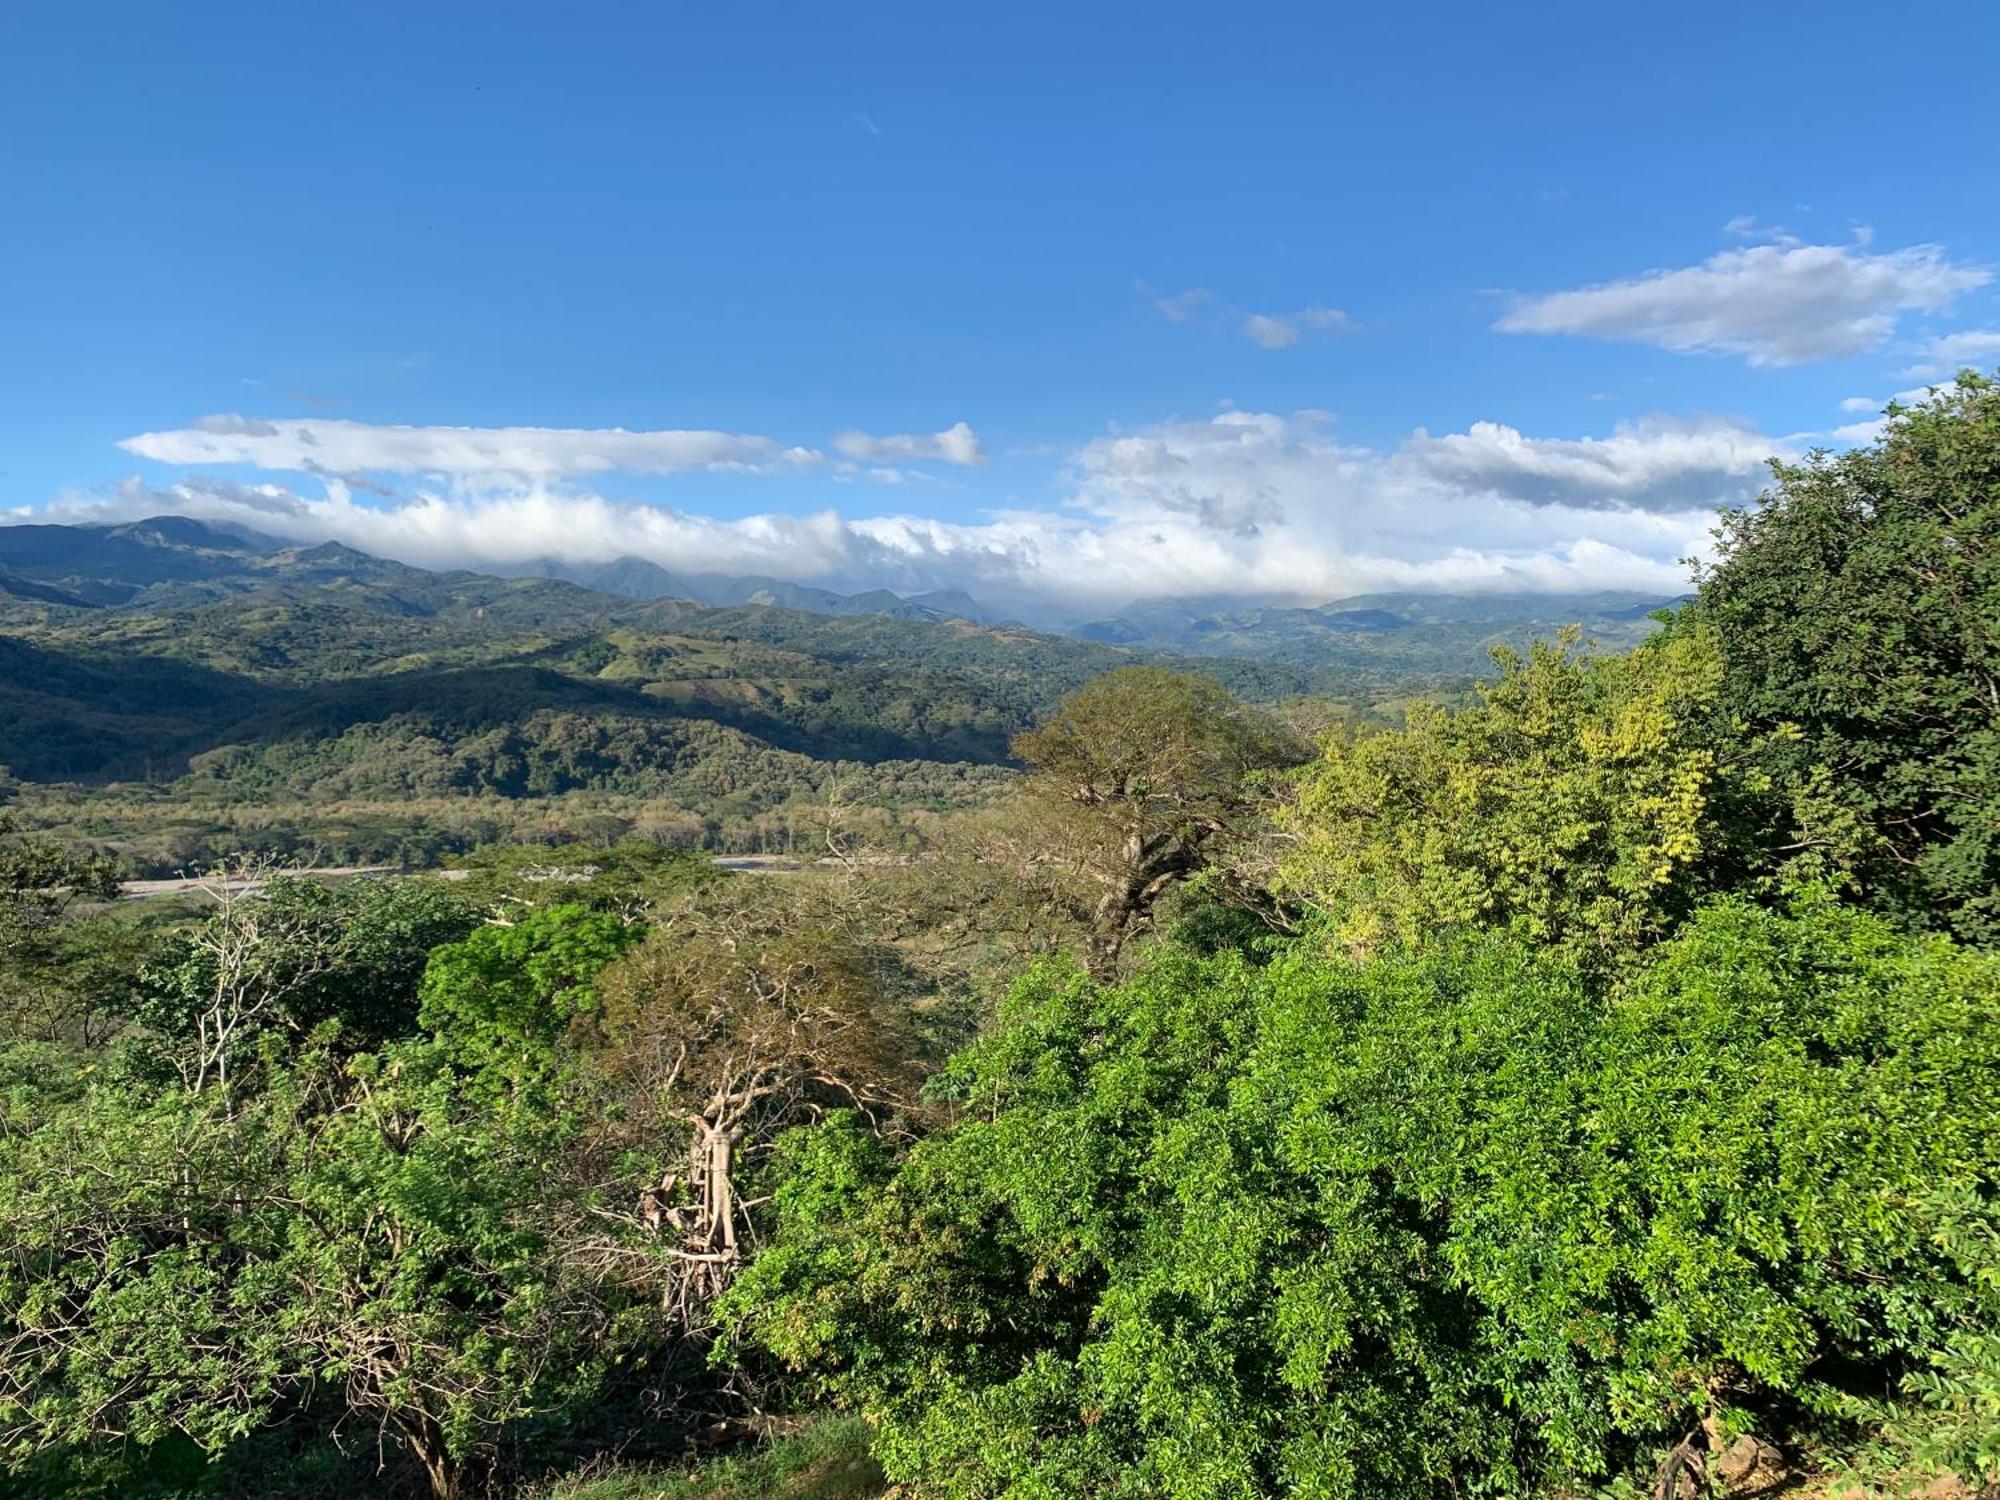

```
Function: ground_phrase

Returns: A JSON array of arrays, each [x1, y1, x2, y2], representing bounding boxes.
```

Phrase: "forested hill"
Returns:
[[1070, 587, 1679, 664], [0, 520, 1314, 783], [0, 516, 1673, 870], [0, 521, 1276, 868]]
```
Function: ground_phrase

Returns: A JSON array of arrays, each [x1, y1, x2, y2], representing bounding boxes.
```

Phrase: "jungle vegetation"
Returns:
[[0, 374, 1996, 1499]]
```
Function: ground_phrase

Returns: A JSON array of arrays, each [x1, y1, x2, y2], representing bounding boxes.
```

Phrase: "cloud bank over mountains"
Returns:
[[38, 226, 1993, 622], [43, 405, 1784, 622]]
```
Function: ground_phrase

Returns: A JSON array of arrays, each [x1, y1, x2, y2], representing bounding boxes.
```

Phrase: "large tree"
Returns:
[[1008, 667, 1305, 977], [1694, 370, 2000, 943], [0, 812, 130, 1048], [591, 878, 921, 1320], [1276, 624, 1778, 966]]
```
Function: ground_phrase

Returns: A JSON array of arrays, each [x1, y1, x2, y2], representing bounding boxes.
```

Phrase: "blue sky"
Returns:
[[4, 1, 1998, 620]]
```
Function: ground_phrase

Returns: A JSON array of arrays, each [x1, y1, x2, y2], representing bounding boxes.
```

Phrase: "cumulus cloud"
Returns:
[[1243, 307, 1352, 349], [1498, 240, 1990, 366], [47, 407, 1791, 621], [832, 421, 985, 467], [1898, 329, 2000, 380], [1397, 415, 1780, 510], [119, 415, 820, 480]]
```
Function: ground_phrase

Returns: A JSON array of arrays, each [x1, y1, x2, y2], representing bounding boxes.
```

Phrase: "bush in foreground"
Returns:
[[726, 895, 2000, 1498]]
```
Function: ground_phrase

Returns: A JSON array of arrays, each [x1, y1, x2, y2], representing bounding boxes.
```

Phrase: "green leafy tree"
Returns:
[[727, 896, 2000, 1498], [1694, 370, 2000, 943], [446, 836, 720, 919], [132, 874, 482, 1069], [1277, 623, 1786, 965], [592, 878, 921, 1319], [1008, 667, 1305, 976], [0, 1043, 657, 1499], [0, 813, 118, 944], [122, 860, 354, 1106], [0, 815, 123, 1047], [417, 903, 641, 1088]]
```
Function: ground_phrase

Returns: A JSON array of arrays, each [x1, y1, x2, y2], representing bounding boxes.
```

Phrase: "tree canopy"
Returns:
[[1009, 667, 1305, 974], [1694, 370, 2000, 943], [726, 896, 2000, 1498], [4, 379, 2000, 1498]]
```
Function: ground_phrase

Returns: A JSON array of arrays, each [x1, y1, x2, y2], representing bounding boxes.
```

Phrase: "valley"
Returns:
[[0, 516, 1673, 873]]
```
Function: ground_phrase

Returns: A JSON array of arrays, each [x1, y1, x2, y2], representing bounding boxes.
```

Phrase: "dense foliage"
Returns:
[[1009, 667, 1306, 974], [1276, 620, 1788, 966], [0, 380, 1996, 1497], [1694, 371, 2000, 944], [727, 897, 2000, 1497]]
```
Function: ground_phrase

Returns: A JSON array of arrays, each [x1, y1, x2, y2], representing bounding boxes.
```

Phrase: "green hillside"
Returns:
[[0, 517, 1661, 873]]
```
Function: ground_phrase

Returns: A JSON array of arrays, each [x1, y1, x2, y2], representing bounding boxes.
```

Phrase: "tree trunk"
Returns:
[[401, 1414, 463, 1500]]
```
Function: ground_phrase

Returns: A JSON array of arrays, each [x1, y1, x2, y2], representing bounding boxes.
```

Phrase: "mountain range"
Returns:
[[0, 514, 1687, 870], [1069, 588, 1681, 665], [0, 516, 1679, 658], [517, 554, 1006, 626]]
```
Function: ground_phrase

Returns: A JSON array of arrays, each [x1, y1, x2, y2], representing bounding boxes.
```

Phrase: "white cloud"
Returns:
[[45, 407, 1827, 622], [1836, 380, 1971, 425], [1396, 415, 1783, 510], [1243, 306, 1351, 349], [832, 421, 985, 467], [1243, 315, 1298, 349], [1153, 288, 1211, 323], [1722, 215, 1798, 245], [1498, 240, 1990, 366], [120, 415, 819, 480], [1898, 329, 2000, 380]]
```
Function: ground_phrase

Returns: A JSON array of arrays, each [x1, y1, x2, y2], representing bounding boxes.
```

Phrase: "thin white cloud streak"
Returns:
[[1243, 307, 1352, 349], [42, 408, 1808, 619], [119, 415, 821, 480], [1498, 241, 1990, 366], [1153, 288, 1211, 323], [833, 422, 985, 466]]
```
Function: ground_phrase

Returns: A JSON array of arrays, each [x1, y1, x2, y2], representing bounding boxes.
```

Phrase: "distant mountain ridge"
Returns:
[[0, 518, 1012, 626], [0, 516, 1684, 680], [0, 515, 1695, 875], [513, 555, 1009, 625], [1072, 588, 1685, 663], [0, 516, 1316, 795], [0, 518, 629, 629]]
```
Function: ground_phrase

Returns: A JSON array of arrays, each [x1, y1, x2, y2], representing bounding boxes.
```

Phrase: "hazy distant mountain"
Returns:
[[0, 521, 1013, 629], [0, 517, 281, 604], [518, 554, 1008, 624], [0, 517, 1684, 690], [0, 516, 1702, 860], [0, 570, 97, 608], [0, 523, 1266, 798], [0, 519, 626, 627], [1073, 589, 1686, 667]]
